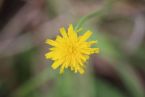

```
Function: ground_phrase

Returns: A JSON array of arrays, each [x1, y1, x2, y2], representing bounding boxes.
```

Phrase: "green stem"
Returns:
[[74, 0, 115, 30]]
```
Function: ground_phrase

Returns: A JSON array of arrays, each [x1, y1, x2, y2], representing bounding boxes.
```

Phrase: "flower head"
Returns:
[[45, 24, 99, 74]]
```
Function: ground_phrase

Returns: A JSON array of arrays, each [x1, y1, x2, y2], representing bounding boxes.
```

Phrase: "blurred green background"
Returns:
[[0, 0, 145, 97]]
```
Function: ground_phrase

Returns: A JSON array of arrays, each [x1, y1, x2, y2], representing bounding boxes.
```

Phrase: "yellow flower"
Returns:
[[45, 24, 99, 74]]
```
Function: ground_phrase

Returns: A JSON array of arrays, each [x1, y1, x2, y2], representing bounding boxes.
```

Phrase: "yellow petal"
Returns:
[[51, 60, 62, 69], [68, 24, 77, 42], [45, 52, 54, 59], [68, 24, 74, 34], [68, 24, 77, 39], [60, 64, 65, 74], [88, 41, 97, 45], [79, 31, 92, 41], [60, 27, 67, 38], [78, 67, 84, 74], [45, 39, 58, 46], [80, 55, 88, 62], [56, 35, 63, 42], [95, 48, 100, 53]]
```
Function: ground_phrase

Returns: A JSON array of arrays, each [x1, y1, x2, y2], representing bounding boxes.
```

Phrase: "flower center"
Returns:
[[67, 44, 78, 55]]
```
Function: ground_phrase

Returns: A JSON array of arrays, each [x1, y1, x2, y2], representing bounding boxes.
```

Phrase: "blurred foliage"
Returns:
[[0, 0, 145, 97]]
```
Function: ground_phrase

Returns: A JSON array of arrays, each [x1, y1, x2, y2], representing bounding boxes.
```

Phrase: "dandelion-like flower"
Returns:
[[45, 24, 99, 74]]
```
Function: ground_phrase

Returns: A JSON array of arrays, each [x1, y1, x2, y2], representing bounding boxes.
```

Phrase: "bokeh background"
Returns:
[[0, 0, 145, 97]]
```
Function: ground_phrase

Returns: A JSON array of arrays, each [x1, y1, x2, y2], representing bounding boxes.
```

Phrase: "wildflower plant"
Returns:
[[44, 0, 114, 74]]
